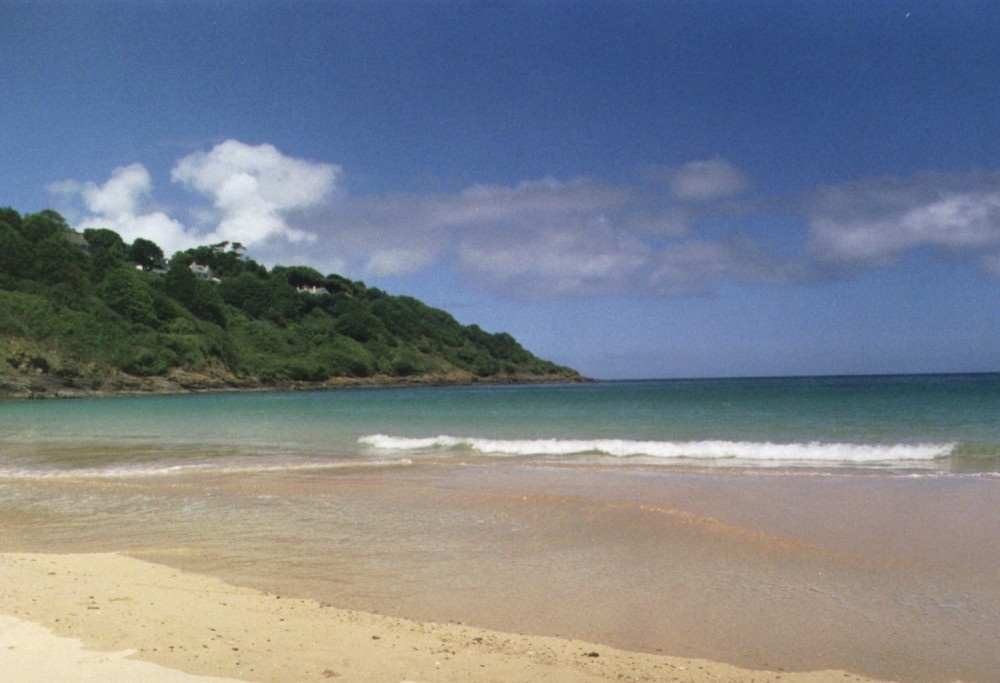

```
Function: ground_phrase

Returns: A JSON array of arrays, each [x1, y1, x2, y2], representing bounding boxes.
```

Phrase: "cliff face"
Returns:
[[1, 207, 580, 398]]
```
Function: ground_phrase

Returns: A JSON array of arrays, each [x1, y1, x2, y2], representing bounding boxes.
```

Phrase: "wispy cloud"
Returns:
[[653, 159, 751, 201], [316, 177, 644, 281], [49, 143, 1000, 300], [650, 239, 806, 295], [457, 217, 651, 298], [804, 171, 1000, 274]]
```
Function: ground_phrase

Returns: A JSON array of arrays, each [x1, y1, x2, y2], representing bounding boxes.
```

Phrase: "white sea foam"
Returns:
[[0, 458, 413, 480], [358, 434, 956, 463]]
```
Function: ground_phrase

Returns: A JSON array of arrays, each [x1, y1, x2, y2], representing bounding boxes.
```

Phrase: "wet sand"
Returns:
[[2, 461, 998, 682], [1, 552, 887, 682]]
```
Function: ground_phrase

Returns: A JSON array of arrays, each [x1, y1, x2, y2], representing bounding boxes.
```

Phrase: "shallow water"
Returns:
[[2, 461, 997, 682], [2, 377, 999, 681]]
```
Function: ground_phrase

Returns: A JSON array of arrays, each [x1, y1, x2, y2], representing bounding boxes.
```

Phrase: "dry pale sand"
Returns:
[[0, 552, 890, 683], [0, 614, 243, 683]]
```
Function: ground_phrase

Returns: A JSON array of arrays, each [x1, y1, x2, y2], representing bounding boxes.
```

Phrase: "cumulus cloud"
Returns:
[[805, 171, 1000, 272], [49, 140, 340, 257], [172, 140, 340, 245], [79, 162, 151, 216], [48, 163, 191, 255]]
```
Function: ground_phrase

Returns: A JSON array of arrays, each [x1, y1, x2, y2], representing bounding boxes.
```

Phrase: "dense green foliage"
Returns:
[[0, 207, 577, 386]]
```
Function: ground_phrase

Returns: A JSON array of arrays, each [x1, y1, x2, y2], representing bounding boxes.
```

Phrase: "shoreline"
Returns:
[[5, 464, 996, 682], [0, 369, 589, 400], [4, 381, 996, 681], [0, 552, 889, 683]]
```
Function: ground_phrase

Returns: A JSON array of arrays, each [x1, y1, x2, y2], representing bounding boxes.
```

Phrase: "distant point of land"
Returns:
[[0, 206, 581, 399]]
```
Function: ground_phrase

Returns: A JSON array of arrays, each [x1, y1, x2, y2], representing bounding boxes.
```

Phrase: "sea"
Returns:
[[2, 373, 999, 681], [2, 373, 998, 476]]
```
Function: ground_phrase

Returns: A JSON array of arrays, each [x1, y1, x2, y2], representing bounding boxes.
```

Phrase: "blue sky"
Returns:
[[2, 1, 998, 379]]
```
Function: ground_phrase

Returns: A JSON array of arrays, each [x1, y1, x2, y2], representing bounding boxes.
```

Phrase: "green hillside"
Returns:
[[0, 207, 579, 397]]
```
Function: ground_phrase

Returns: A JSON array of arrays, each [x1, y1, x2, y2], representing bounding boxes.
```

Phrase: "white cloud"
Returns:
[[454, 177, 633, 223], [50, 150, 762, 296], [111, 212, 193, 255], [364, 248, 439, 278], [307, 194, 457, 278], [650, 241, 744, 293], [57, 150, 1000, 301], [806, 172, 1000, 269], [49, 140, 340, 257], [80, 163, 151, 216], [172, 140, 340, 245], [667, 159, 751, 201], [457, 222, 651, 297], [649, 240, 804, 294], [50, 163, 192, 255], [308, 176, 645, 280], [270, 163, 770, 296]]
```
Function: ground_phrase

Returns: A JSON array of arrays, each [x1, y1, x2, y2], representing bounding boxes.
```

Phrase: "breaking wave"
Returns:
[[359, 435, 955, 463], [0, 458, 413, 480]]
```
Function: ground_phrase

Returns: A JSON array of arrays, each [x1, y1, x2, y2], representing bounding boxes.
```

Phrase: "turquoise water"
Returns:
[[2, 373, 998, 475], [3, 373, 999, 682]]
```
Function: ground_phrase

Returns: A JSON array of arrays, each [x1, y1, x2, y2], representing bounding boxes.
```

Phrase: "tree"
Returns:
[[82, 228, 128, 283], [218, 271, 271, 317], [100, 267, 159, 327], [33, 235, 87, 286], [129, 238, 165, 271], [164, 255, 226, 327], [19, 210, 70, 243], [180, 244, 255, 278], [164, 255, 198, 303], [0, 221, 33, 281], [335, 308, 386, 343], [0, 203, 577, 385], [275, 265, 326, 288], [83, 228, 128, 255], [196, 285, 228, 327], [0, 207, 23, 233]]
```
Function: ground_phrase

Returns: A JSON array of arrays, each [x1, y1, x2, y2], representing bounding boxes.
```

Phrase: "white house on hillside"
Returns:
[[189, 263, 220, 282], [296, 284, 330, 295]]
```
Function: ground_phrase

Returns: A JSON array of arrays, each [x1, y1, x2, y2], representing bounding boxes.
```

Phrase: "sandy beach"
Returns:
[[0, 551, 893, 683], [2, 463, 998, 682], [3, 380, 998, 682]]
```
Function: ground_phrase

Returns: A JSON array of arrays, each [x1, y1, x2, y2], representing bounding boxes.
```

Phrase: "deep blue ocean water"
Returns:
[[2, 373, 998, 476]]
